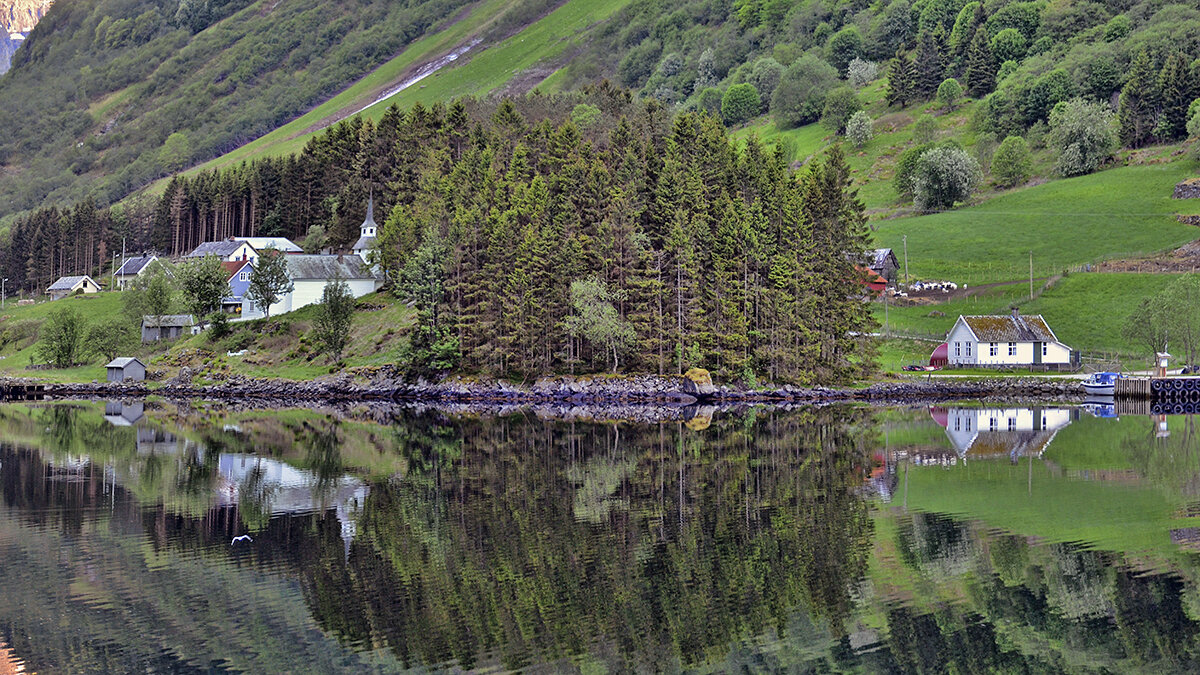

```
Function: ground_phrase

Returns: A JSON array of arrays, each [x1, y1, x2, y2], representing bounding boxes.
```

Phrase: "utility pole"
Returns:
[[903, 235, 909, 287], [1, 278, 7, 310]]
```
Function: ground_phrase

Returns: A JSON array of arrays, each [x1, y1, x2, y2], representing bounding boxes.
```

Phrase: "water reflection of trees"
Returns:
[[300, 407, 878, 671]]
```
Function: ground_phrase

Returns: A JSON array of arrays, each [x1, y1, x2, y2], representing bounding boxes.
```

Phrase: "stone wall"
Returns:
[[1173, 178, 1200, 200]]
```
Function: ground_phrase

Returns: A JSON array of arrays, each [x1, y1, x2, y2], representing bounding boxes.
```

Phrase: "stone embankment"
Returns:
[[30, 370, 1082, 405]]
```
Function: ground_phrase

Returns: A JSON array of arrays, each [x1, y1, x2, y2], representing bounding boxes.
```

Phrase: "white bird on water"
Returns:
[[231, 535, 253, 545]]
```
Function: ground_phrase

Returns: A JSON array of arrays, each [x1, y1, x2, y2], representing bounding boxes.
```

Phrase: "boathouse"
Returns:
[[106, 357, 146, 383]]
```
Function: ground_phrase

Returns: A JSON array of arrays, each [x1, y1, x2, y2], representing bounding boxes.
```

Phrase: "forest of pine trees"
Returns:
[[0, 85, 876, 383]]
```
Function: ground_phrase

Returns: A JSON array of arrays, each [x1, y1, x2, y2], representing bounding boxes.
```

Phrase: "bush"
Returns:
[[937, 78, 963, 111], [846, 57, 878, 88], [845, 111, 873, 147], [695, 87, 723, 116], [820, 86, 861, 133], [746, 57, 784, 98], [1049, 97, 1116, 177], [770, 54, 840, 128], [36, 307, 85, 368], [991, 135, 1032, 187], [1104, 14, 1131, 42], [722, 83, 761, 125], [827, 26, 863, 73], [912, 146, 982, 211], [990, 28, 1026, 64], [1188, 100, 1200, 139], [894, 143, 933, 199], [912, 114, 936, 144]]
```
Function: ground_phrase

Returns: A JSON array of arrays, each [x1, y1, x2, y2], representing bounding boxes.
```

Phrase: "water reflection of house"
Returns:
[[930, 407, 1073, 461], [136, 427, 192, 455], [104, 401, 144, 426], [216, 454, 368, 557]]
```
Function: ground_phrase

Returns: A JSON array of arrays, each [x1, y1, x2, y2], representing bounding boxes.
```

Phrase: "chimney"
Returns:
[[1011, 306, 1019, 318]]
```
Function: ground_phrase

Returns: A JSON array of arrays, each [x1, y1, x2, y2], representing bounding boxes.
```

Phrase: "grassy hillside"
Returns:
[[874, 162, 1199, 283], [0, 289, 415, 383], [876, 272, 1178, 353], [192, 0, 633, 174]]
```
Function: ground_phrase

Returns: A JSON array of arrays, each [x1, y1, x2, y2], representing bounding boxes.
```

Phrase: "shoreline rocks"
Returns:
[[28, 373, 1084, 406]]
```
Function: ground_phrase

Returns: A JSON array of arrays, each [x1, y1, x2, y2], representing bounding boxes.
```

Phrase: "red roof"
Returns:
[[220, 260, 251, 281]]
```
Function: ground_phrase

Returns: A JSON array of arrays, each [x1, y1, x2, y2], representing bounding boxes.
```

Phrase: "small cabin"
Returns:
[[141, 314, 196, 342], [106, 357, 146, 382], [46, 275, 100, 300]]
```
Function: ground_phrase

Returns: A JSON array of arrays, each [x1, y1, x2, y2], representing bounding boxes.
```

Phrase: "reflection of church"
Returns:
[[930, 407, 1074, 461]]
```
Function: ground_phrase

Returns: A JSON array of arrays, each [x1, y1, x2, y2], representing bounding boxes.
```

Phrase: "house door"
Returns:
[[1033, 342, 1043, 365]]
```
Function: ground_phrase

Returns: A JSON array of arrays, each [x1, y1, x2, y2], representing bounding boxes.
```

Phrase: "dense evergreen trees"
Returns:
[[1, 89, 877, 383]]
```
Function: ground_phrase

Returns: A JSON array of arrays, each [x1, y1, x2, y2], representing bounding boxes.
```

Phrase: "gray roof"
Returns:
[[285, 255, 381, 281], [362, 197, 377, 228], [186, 241, 251, 258], [106, 357, 145, 369], [959, 315, 1058, 343], [116, 255, 156, 276], [871, 249, 897, 269], [47, 275, 94, 291], [352, 235, 376, 251], [233, 237, 303, 253], [142, 314, 196, 328]]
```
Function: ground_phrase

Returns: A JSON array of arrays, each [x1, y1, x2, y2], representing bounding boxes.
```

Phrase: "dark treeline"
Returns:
[[2, 85, 875, 382]]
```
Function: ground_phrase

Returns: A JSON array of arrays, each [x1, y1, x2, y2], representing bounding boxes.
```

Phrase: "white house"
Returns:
[[241, 254, 383, 319], [233, 237, 303, 253], [185, 239, 258, 263], [930, 406, 1073, 459], [352, 197, 378, 262], [945, 311, 1076, 369], [46, 275, 100, 300], [114, 255, 158, 289]]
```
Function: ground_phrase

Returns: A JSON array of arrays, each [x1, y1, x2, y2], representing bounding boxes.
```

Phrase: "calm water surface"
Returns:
[[3, 400, 1200, 672]]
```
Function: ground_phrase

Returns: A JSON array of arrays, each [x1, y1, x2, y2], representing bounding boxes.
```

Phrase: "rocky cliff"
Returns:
[[2, 0, 52, 34], [1, 0, 52, 74]]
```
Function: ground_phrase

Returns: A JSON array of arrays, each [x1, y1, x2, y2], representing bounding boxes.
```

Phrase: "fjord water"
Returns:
[[4, 402, 1200, 672]]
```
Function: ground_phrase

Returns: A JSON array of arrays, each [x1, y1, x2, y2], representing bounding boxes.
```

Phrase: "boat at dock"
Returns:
[[1081, 372, 1123, 396]]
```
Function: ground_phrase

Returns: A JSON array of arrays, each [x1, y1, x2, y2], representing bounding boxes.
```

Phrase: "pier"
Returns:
[[1114, 376, 1200, 402]]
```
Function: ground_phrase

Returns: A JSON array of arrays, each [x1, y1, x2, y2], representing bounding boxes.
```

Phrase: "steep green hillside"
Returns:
[[0, 0, 535, 220]]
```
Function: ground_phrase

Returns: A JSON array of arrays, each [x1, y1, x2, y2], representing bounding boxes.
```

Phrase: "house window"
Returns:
[[954, 342, 960, 357], [1008, 342, 1016, 356], [966, 343, 972, 357], [989, 417, 998, 431], [239, 271, 249, 282], [1042, 343, 1048, 357], [989, 342, 998, 356], [954, 417, 960, 431], [1008, 418, 1017, 431]]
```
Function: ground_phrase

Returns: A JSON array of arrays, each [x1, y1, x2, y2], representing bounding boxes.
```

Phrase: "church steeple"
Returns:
[[361, 196, 376, 238]]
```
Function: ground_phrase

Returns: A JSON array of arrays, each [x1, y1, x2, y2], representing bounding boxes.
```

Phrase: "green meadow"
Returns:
[[875, 272, 1179, 359], [873, 162, 1199, 284]]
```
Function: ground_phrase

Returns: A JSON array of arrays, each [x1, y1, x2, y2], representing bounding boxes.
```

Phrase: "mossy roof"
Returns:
[[960, 314, 1057, 343]]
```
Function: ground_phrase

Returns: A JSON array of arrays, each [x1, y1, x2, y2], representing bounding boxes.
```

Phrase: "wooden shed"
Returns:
[[106, 357, 146, 382]]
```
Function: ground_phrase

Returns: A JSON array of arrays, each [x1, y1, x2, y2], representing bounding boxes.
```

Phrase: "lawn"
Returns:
[[873, 162, 1200, 284], [872, 272, 1179, 360], [0, 292, 133, 380]]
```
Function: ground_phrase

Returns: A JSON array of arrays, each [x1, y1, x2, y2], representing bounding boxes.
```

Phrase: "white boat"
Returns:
[[1081, 372, 1122, 396]]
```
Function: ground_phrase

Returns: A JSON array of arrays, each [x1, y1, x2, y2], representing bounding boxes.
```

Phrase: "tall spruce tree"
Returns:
[[886, 50, 916, 108], [964, 27, 996, 97], [1157, 52, 1196, 141], [1118, 51, 1159, 148], [913, 27, 947, 100]]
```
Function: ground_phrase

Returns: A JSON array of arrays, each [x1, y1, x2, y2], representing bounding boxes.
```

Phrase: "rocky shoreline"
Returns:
[[27, 372, 1085, 406]]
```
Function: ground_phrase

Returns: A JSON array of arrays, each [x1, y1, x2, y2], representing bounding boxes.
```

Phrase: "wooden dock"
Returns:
[[1115, 376, 1200, 401]]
